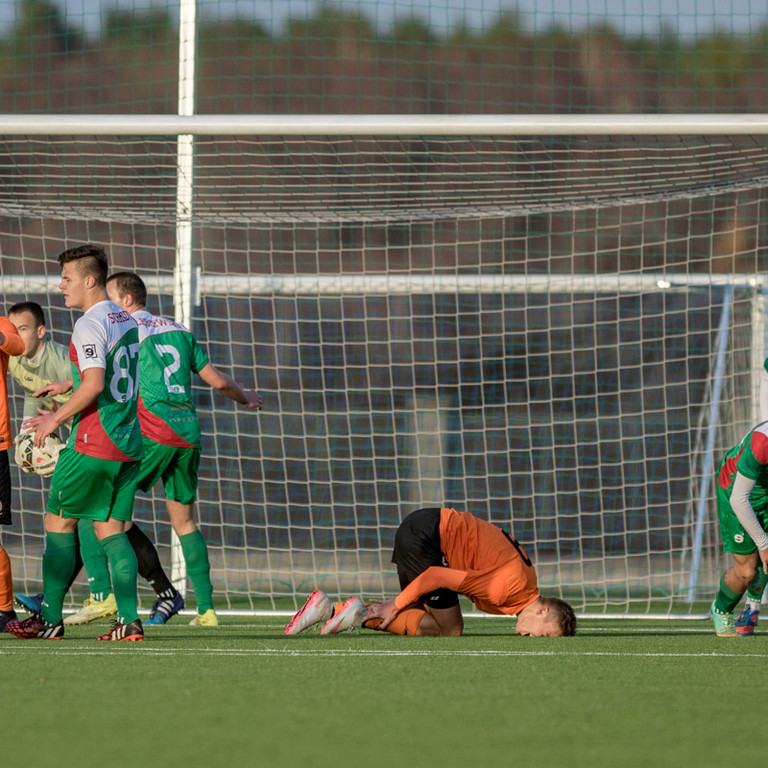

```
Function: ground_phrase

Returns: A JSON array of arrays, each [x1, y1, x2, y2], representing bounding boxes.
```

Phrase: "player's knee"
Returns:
[[437, 613, 463, 636], [731, 560, 759, 589]]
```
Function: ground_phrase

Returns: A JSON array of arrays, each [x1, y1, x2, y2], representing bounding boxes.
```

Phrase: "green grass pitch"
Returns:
[[1, 613, 760, 768]]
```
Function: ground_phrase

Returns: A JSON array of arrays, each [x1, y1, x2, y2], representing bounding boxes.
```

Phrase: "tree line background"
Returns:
[[2, 0, 768, 114]]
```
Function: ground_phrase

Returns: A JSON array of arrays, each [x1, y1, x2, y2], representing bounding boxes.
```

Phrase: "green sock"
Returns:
[[714, 573, 744, 614], [77, 519, 112, 600], [180, 530, 214, 613], [41, 531, 77, 624], [746, 569, 767, 603], [100, 533, 139, 624]]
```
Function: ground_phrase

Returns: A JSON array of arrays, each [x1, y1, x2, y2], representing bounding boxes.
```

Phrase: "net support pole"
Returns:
[[752, 276, 768, 602], [751, 276, 768, 426], [686, 285, 734, 603], [170, 0, 197, 595]]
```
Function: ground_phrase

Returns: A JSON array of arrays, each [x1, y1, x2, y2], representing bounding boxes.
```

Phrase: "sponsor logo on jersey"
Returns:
[[137, 315, 182, 330], [107, 310, 132, 324]]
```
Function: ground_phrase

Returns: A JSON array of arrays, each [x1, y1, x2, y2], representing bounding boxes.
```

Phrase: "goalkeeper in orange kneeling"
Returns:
[[284, 507, 577, 637]]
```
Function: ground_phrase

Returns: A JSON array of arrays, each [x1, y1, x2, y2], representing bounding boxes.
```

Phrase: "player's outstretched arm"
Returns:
[[28, 368, 103, 447], [198, 363, 263, 409], [32, 379, 73, 398]]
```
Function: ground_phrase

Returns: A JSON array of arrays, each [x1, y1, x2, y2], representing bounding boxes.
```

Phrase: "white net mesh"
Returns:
[[1, 128, 765, 614]]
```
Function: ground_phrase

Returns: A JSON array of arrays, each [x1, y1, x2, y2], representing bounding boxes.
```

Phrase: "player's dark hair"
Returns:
[[107, 271, 147, 307], [58, 243, 109, 288], [540, 596, 577, 636], [8, 301, 45, 327]]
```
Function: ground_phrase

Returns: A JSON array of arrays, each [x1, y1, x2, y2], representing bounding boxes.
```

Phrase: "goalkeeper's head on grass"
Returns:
[[285, 507, 577, 637]]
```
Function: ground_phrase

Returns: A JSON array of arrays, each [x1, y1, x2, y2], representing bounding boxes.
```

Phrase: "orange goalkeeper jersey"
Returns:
[[393, 507, 540, 617], [0, 317, 24, 449]]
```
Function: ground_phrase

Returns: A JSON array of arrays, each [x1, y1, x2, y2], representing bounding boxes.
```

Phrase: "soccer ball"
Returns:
[[14, 430, 64, 477]]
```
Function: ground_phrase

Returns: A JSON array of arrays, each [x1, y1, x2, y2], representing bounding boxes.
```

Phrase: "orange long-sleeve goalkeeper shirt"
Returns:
[[392, 507, 540, 617], [0, 317, 24, 449]]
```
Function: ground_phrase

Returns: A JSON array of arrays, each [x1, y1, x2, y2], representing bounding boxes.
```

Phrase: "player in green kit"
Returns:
[[8, 301, 187, 627], [106, 271, 262, 626], [7, 244, 145, 641], [739, 360, 768, 633], [710, 420, 768, 636]]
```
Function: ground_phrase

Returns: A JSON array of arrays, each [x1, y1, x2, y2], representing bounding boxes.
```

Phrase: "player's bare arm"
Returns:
[[758, 547, 768, 575], [32, 379, 73, 399], [28, 368, 104, 447], [198, 362, 263, 409], [366, 599, 400, 629]]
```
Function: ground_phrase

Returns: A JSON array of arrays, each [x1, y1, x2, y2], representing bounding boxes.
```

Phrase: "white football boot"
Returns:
[[321, 596, 367, 635], [284, 590, 334, 635]]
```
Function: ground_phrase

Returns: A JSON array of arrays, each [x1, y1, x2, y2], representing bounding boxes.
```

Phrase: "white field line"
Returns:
[[198, 612, 712, 620], [1, 645, 766, 659]]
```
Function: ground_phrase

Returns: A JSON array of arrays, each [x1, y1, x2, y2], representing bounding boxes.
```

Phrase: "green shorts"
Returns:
[[137, 439, 200, 505], [716, 481, 768, 555], [47, 448, 140, 522]]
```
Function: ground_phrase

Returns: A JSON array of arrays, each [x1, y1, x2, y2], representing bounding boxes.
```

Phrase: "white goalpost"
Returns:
[[0, 114, 766, 617]]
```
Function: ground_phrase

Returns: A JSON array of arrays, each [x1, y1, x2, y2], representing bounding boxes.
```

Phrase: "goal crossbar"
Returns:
[[1, 273, 761, 296], [1, 113, 768, 136]]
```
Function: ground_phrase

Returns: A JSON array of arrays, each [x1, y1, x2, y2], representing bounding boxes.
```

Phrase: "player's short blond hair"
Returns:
[[540, 596, 577, 636]]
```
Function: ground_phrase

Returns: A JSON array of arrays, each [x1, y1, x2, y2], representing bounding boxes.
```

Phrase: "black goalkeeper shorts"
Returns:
[[391, 507, 459, 610]]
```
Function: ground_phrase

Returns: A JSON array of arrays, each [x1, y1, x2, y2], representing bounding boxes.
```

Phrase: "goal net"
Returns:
[[1, 116, 766, 617]]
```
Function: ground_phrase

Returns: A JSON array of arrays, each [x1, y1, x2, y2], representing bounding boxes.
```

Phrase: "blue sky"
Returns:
[[1, 0, 764, 37]]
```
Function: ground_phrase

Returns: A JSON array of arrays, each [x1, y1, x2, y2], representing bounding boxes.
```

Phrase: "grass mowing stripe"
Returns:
[[3, 645, 768, 658]]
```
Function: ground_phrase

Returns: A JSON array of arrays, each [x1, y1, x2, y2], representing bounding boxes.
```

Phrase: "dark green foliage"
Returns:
[[0, 5, 764, 114]]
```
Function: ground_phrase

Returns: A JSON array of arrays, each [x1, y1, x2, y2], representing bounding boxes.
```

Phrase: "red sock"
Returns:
[[0, 546, 13, 612]]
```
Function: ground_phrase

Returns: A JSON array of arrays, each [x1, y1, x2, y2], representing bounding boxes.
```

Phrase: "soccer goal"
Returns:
[[1, 114, 766, 617]]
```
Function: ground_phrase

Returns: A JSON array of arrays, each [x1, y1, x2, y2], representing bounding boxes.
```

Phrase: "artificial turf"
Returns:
[[1, 614, 758, 768]]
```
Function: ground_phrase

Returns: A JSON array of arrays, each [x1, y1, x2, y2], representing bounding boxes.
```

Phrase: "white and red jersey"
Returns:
[[68, 300, 143, 462]]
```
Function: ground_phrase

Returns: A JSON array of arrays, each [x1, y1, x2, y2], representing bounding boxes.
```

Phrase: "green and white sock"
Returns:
[[180, 530, 214, 613], [41, 531, 77, 624], [77, 519, 112, 600], [100, 533, 139, 624], [744, 569, 766, 613], [714, 573, 744, 615]]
